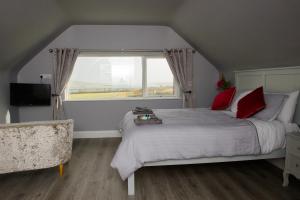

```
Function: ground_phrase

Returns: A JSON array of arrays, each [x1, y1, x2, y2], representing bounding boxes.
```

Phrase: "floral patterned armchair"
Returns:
[[0, 119, 73, 175]]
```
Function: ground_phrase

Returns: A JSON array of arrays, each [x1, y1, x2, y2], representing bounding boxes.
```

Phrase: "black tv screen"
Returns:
[[10, 83, 51, 106]]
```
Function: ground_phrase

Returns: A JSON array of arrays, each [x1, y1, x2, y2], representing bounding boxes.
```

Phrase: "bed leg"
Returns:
[[283, 172, 289, 186], [128, 173, 135, 196]]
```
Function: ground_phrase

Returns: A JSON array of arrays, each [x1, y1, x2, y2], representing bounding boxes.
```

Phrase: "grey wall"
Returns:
[[19, 99, 182, 131], [0, 69, 11, 123], [17, 25, 219, 131]]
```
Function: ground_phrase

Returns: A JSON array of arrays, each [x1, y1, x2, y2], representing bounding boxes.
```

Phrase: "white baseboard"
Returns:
[[74, 130, 121, 139]]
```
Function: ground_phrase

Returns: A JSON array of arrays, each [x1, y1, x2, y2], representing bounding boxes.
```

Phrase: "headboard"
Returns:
[[235, 66, 300, 124]]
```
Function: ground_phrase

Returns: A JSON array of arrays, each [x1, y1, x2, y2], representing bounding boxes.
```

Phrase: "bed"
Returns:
[[111, 66, 300, 196]]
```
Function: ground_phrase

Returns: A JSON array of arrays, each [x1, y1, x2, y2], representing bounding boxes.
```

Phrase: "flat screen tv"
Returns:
[[10, 83, 51, 106]]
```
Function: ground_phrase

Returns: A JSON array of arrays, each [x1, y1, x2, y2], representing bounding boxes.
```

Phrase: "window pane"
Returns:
[[146, 58, 175, 97], [67, 56, 143, 100]]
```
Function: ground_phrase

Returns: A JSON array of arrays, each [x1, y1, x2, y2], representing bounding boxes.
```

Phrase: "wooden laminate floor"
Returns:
[[0, 138, 300, 200]]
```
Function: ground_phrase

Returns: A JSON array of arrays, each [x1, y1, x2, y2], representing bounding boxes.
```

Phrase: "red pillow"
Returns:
[[211, 87, 236, 110], [236, 86, 266, 119]]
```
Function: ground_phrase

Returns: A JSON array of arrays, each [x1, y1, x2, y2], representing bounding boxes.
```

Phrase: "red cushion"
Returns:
[[211, 87, 236, 110], [236, 87, 266, 119]]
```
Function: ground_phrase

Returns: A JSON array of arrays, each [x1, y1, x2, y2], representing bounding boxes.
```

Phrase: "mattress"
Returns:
[[111, 108, 287, 180]]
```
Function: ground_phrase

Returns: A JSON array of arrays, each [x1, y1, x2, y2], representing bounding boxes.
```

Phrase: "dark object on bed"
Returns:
[[134, 114, 162, 125], [132, 107, 153, 115]]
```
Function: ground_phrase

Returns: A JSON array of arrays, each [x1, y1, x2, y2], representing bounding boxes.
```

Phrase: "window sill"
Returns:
[[64, 97, 182, 102]]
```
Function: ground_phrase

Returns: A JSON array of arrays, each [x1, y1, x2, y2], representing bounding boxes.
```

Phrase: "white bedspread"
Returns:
[[111, 108, 270, 180], [248, 118, 285, 154]]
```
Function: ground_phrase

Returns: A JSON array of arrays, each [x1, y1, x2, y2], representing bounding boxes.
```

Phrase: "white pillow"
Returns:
[[253, 93, 286, 121], [230, 90, 251, 113], [277, 90, 299, 123]]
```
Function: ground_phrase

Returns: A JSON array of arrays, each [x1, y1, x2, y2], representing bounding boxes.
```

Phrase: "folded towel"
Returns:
[[132, 107, 153, 115], [134, 114, 162, 125]]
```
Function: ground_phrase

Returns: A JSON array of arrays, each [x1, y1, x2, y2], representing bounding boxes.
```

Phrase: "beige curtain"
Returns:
[[164, 48, 194, 108], [52, 48, 79, 120]]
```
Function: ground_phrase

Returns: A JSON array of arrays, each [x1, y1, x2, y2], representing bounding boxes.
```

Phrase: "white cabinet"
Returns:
[[283, 132, 300, 186]]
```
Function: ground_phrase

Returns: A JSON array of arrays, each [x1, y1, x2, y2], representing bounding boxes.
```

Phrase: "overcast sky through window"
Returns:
[[69, 56, 173, 88]]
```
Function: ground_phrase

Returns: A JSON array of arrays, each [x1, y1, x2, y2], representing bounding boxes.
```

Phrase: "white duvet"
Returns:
[[111, 108, 291, 180]]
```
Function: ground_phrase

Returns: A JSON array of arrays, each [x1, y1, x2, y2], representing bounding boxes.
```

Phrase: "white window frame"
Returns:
[[65, 52, 181, 101]]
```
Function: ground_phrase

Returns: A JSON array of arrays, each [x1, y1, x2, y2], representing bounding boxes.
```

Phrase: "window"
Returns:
[[65, 52, 180, 101], [146, 58, 175, 97]]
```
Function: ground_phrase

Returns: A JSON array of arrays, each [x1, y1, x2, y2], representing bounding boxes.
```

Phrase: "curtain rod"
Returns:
[[48, 48, 196, 54]]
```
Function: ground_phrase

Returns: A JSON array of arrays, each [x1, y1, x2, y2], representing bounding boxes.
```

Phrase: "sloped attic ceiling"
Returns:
[[0, 0, 184, 72], [58, 0, 185, 25], [0, 0, 67, 72], [172, 0, 300, 71], [1, 0, 300, 73]]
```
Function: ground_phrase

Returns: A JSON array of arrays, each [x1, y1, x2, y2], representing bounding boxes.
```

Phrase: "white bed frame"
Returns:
[[127, 149, 285, 195], [127, 66, 300, 196]]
